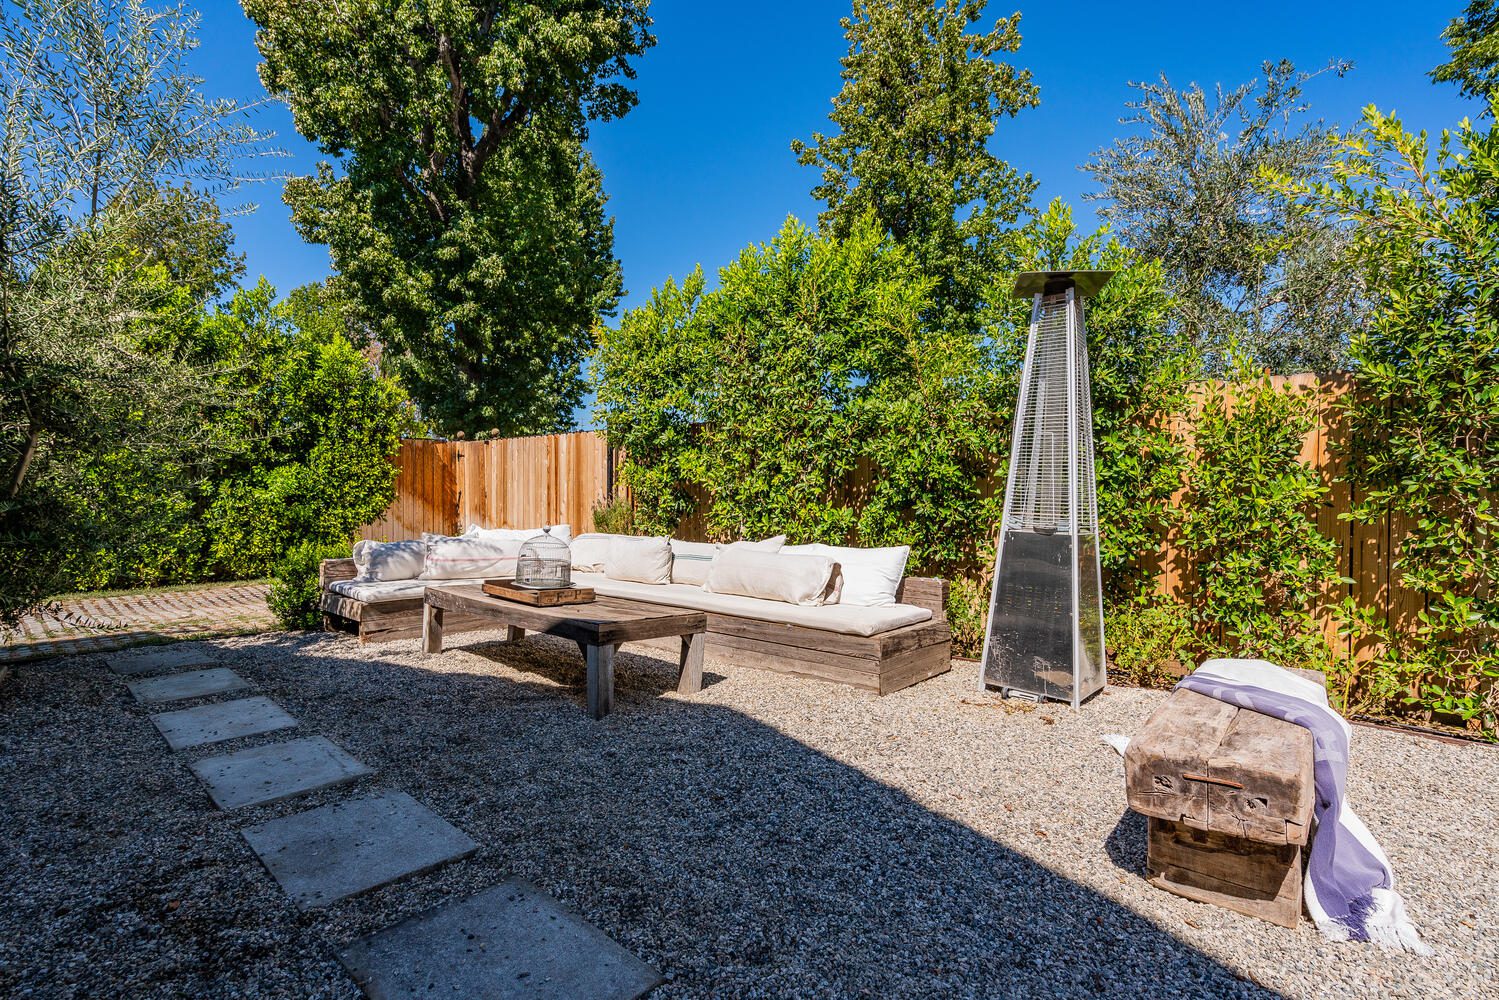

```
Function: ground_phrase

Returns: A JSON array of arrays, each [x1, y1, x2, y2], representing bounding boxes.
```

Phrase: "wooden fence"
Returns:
[[360, 431, 619, 540], [361, 374, 1422, 662]]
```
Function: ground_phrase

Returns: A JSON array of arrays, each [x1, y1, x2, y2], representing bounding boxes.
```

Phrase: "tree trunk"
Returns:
[[9, 424, 38, 499]]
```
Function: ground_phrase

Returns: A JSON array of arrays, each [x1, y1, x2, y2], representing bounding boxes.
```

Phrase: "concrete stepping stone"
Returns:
[[241, 789, 477, 909], [190, 736, 373, 810], [108, 644, 218, 676], [127, 667, 250, 704], [149, 696, 297, 751], [339, 878, 662, 1000]]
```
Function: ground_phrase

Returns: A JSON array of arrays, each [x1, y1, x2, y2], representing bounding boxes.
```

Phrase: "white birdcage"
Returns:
[[515, 527, 572, 589], [980, 271, 1112, 708]]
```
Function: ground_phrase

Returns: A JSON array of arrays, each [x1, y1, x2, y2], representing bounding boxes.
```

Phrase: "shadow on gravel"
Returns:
[[256, 630, 1281, 1000], [1105, 809, 1151, 876], [5, 630, 1283, 999]]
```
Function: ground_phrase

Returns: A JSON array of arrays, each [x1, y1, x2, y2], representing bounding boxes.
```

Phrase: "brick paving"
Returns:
[[0, 583, 274, 663]]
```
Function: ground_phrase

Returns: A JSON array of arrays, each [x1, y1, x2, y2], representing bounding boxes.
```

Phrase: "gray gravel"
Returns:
[[1, 629, 1494, 999]]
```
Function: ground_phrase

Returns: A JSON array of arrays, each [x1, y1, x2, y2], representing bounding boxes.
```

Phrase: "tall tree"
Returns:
[[0, 0, 271, 625], [244, 0, 654, 434], [792, 0, 1039, 332], [1084, 60, 1360, 374], [1432, 1, 1499, 107]]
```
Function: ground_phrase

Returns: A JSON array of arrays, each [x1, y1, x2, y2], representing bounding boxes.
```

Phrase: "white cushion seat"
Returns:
[[327, 578, 489, 604], [570, 572, 930, 637]]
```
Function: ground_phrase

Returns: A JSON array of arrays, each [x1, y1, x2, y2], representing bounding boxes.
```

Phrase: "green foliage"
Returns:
[[1432, 2, 1499, 107], [1281, 103, 1499, 735], [590, 494, 635, 535], [1105, 595, 1200, 688], [944, 577, 989, 659], [793, 0, 1038, 333], [589, 269, 706, 535], [597, 215, 1008, 577], [1085, 60, 1361, 373], [268, 539, 351, 631], [200, 280, 418, 579], [245, 0, 653, 435], [52, 277, 417, 590], [0, 0, 272, 626], [1177, 364, 1341, 665]]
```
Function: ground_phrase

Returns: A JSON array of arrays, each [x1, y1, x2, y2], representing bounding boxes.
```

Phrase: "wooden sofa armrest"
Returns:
[[320, 557, 358, 589], [896, 576, 948, 621]]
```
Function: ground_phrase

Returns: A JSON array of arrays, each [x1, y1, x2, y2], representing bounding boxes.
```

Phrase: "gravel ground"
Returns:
[[1, 628, 1495, 999]]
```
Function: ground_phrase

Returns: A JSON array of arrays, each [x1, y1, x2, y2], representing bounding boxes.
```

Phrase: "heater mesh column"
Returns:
[[981, 271, 1111, 707]]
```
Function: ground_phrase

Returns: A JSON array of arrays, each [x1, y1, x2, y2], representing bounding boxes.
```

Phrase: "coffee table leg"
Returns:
[[678, 632, 705, 694], [586, 643, 615, 720], [506, 625, 524, 642], [422, 603, 444, 654]]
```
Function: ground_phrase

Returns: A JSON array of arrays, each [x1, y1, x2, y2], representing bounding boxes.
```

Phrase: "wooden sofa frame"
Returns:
[[318, 558, 952, 695]]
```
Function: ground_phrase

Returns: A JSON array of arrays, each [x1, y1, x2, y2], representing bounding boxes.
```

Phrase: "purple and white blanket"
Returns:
[[1172, 659, 1431, 954]]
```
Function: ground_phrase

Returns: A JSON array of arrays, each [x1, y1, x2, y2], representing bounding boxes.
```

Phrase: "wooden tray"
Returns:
[[481, 579, 596, 606]]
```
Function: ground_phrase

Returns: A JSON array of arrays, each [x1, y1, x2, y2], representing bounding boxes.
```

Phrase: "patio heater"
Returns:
[[980, 270, 1113, 708]]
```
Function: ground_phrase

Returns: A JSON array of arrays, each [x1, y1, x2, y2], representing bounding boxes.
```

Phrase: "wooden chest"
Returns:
[[1124, 685, 1316, 927]]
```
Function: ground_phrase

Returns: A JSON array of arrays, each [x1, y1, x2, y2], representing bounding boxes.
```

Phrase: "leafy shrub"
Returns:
[[590, 495, 635, 535], [597, 214, 1008, 576], [1177, 363, 1341, 666], [1106, 596, 1201, 688], [1283, 105, 1499, 736], [945, 577, 989, 659], [268, 540, 351, 631]]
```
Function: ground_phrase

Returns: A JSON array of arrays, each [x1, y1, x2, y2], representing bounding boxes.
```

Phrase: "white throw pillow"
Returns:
[[352, 539, 425, 582], [604, 536, 673, 585], [782, 543, 909, 607], [418, 534, 521, 580], [704, 547, 836, 607], [748, 534, 786, 550], [570, 533, 624, 572], [669, 539, 720, 586], [466, 523, 572, 545]]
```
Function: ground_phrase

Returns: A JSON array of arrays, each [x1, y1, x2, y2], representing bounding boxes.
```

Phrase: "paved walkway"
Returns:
[[106, 643, 659, 997], [1, 583, 274, 663]]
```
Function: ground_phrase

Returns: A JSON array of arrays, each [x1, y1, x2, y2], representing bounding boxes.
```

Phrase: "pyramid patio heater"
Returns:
[[981, 270, 1113, 708]]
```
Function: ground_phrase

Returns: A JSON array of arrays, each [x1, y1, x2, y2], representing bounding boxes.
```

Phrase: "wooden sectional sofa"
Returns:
[[318, 558, 952, 695]]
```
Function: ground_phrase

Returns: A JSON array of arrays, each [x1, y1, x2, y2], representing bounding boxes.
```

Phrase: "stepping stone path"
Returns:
[[150, 695, 297, 750], [241, 789, 478, 909], [116, 646, 658, 995], [340, 878, 663, 1000], [108, 644, 218, 676], [127, 667, 250, 704], [190, 736, 373, 810]]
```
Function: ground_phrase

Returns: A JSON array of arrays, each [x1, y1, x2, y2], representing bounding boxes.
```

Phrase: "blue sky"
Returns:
[[193, 0, 1473, 406]]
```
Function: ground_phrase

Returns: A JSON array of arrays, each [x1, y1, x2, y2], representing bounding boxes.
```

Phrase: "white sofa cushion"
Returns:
[[466, 523, 572, 545], [571, 572, 930, 637], [352, 539, 425, 582], [669, 539, 720, 586], [326, 577, 488, 604], [703, 546, 836, 607], [419, 534, 521, 580], [782, 543, 909, 607], [605, 535, 672, 585], [570, 532, 623, 572]]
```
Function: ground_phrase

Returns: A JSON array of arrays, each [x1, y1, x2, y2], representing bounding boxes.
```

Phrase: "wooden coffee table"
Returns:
[[421, 585, 708, 719]]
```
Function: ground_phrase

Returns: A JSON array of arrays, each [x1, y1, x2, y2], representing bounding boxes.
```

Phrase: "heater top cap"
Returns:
[[1012, 270, 1115, 298]]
